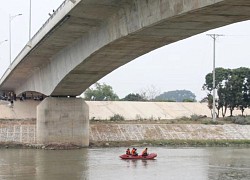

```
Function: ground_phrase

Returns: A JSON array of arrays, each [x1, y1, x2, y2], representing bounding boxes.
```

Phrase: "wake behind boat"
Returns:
[[120, 153, 157, 160]]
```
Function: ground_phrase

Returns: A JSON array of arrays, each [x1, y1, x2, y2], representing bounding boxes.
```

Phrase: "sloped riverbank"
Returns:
[[1, 119, 250, 149]]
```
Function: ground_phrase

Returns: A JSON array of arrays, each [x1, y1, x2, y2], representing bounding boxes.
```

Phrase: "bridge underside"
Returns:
[[1, 0, 250, 96]]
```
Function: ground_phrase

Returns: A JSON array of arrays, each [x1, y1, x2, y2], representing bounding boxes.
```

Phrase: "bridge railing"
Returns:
[[0, 0, 75, 85], [13, 0, 69, 62], [31, 0, 68, 42]]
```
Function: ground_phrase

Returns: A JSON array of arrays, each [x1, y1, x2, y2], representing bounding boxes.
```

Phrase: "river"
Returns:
[[0, 147, 250, 180]]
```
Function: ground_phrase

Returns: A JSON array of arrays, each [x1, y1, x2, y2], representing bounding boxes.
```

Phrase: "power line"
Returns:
[[222, 34, 250, 37]]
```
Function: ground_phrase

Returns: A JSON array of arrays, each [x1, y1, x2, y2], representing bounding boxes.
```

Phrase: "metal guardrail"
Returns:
[[31, 0, 68, 42]]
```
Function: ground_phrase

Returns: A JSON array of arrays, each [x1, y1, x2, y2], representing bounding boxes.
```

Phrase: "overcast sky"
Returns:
[[0, 0, 250, 100]]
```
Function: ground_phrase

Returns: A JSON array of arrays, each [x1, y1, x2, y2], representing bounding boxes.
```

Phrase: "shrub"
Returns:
[[231, 116, 250, 125], [149, 115, 156, 121], [135, 114, 143, 120], [190, 114, 200, 121], [223, 116, 232, 122], [110, 114, 125, 121], [201, 119, 221, 125], [179, 116, 190, 121]]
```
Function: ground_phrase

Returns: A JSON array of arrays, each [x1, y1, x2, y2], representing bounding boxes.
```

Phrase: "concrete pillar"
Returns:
[[37, 97, 89, 146]]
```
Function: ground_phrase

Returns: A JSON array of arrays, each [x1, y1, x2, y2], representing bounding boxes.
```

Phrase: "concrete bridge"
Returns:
[[1, 0, 250, 146]]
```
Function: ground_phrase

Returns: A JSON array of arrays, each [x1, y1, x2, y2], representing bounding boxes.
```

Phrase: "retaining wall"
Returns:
[[1, 120, 250, 144], [0, 120, 36, 144]]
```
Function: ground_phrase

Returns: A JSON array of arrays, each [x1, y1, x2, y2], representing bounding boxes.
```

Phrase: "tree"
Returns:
[[203, 67, 250, 117], [121, 93, 146, 101], [155, 90, 196, 102], [203, 67, 231, 117], [217, 84, 227, 117], [183, 98, 196, 102], [139, 85, 161, 101], [203, 67, 230, 92], [207, 94, 214, 117], [83, 83, 119, 101], [231, 67, 250, 116], [241, 73, 250, 115]]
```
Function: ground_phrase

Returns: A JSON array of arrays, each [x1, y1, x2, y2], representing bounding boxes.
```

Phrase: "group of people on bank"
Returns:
[[126, 147, 148, 156]]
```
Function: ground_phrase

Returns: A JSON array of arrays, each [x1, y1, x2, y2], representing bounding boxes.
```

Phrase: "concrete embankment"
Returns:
[[1, 100, 250, 120], [0, 120, 36, 144], [1, 119, 250, 146], [1, 100, 250, 147], [0, 100, 37, 120], [89, 123, 250, 143]]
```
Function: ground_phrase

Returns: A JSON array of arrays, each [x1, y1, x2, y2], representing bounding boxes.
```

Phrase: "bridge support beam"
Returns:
[[36, 97, 89, 146]]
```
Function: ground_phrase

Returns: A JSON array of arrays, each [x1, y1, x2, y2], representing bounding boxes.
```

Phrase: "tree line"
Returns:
[[83, 83, 196, 102], [84, 67, 250, 117], [203, 67, 250, 117]]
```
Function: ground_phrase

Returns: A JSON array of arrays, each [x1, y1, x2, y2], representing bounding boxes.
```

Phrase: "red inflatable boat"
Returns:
[[119, 153, 157, 160]]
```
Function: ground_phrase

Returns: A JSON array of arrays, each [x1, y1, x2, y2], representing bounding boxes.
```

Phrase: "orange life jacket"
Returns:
[[131, 149, 136, 155]]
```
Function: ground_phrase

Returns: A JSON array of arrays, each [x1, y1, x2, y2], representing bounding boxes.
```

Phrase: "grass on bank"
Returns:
[[91, 114, 250, 125], [1, 139, 250, 149], [90, 139, 250, 148]]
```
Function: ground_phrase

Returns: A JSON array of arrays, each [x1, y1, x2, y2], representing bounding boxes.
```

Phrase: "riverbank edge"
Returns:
[[1, 139, 250, 150], [89, 139, 250, 148]]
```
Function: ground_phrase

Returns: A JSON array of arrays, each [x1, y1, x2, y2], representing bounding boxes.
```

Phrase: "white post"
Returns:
[[212, 36, 216, 121], [29, 0, 32, 40], [9, 14, 11, 66]]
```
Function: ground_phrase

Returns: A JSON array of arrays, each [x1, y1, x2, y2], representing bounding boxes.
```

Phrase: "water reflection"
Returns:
[[0, 149, 37, 179], [0, 147, 250, 180], [141, 160, 148, 168], [123, 159, 151, 169], [128, 159, 139, 168], [207, 148, 250, 180], [0, 149, 89, 180], [34, 149, 89, 180]]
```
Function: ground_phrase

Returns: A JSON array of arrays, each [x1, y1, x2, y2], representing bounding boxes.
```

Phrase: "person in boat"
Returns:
[[131, 148, 135, 155], [134, 148, 138, 156], [141, 148, 148, 156], [126, 148, 131, 155], [131, 148, 138, 156]]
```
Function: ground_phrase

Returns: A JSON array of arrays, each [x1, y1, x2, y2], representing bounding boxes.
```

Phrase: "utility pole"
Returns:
[[9, 13, 22, 66], [29, 0, 32, 40], [207, 34, 223, 121]]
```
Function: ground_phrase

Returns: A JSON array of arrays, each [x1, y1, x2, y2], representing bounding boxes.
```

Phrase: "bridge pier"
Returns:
[[36, 97, 89, 146]]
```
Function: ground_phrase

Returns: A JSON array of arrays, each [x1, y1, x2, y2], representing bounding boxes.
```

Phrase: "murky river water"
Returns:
[[0, 147, 250, 180]]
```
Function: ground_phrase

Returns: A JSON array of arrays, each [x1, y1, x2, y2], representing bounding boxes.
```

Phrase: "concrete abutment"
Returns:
[[36, 97, 89, 146]]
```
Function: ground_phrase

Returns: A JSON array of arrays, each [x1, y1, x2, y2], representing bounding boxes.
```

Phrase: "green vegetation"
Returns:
[[190, 114, 200, 121], [174, 115, 250, 125], [110, 114, 125, 121], [83, 83, 119, 101], [203, 67, 250, 117], [183, 98, 196, 102], [83, 83, 198, 103], [90, 114, 250, 125], [89, 139, 250, 147], [176, 115, 223, 125], [121, 93, 146, 101], [155, 90, 196, 102], [224, 116, 250, 125]]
